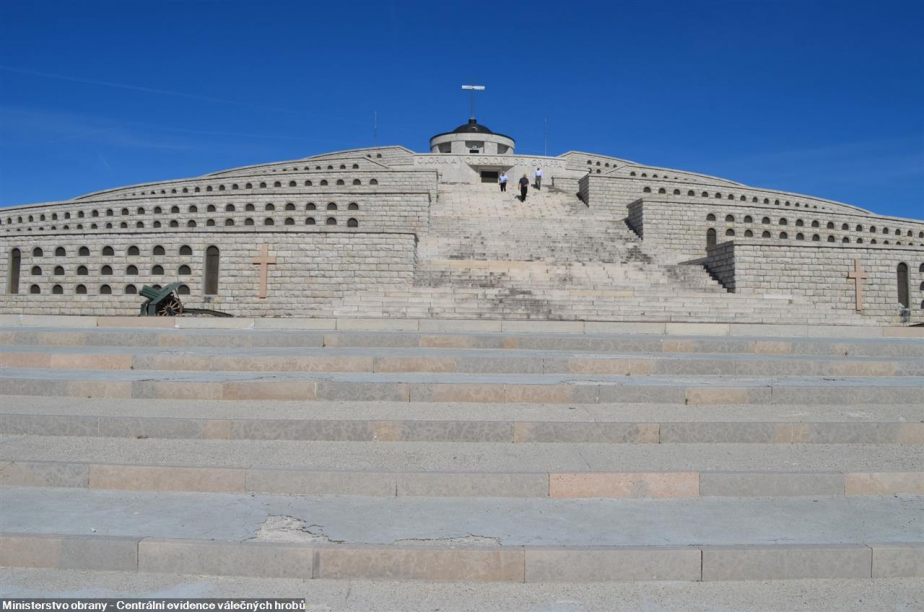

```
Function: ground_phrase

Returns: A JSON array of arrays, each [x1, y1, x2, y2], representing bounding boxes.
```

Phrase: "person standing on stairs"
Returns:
[[499, 171, 508, 192], [535, 166, 543, 190], [519, 174, 529, 201]]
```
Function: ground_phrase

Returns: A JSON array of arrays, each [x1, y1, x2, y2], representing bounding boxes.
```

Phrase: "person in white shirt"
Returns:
[[534, 167, 543, 190], [499, 172, 508, 192]]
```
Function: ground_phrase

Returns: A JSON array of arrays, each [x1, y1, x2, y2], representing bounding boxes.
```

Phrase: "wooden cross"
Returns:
[[847, 259, 868, 312], [251, 243, 276, 299]]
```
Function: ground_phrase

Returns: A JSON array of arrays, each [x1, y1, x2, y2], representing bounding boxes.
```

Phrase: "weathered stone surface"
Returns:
[[702, 545, 871, 581], [525, 547, 702, 582]]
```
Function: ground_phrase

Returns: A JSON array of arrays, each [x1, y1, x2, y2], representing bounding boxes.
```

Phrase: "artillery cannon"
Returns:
[[138, 283, 231, 317]]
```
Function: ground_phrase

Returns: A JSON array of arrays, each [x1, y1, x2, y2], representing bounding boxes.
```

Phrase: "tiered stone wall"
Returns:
[[704, 241, 924, 325], [629, 199, 924, 261], [0, 232, 417, 317], [2, 187, 434, 238], [581, 175, 874, 218]]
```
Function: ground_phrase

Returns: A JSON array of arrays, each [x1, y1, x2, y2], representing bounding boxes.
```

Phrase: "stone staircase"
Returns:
[[357, 183, 872, 326], [1, 321, 922, 596]]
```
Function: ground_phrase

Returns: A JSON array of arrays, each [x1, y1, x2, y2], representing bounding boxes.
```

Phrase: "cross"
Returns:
[[461, 83, 485, 120], [847, 259, 868, 312], [251, 243, 276, 299]]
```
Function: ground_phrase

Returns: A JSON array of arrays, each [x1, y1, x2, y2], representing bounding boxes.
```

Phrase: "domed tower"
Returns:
[[429, 118, 515, 155]]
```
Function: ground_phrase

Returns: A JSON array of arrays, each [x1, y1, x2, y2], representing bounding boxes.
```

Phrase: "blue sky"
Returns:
[[1, 0, 921, 219]]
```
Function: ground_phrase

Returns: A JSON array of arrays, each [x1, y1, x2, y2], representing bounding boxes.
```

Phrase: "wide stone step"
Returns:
[[2, 369, 923, 403], [0, 488, 921, 581], [3, 568, 922, 605], [3, 345, 921, 376], [2, 435, 923, 498], [5, 326, 920, 355]]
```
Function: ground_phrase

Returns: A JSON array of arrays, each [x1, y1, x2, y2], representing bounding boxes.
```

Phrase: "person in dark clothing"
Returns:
[[519, 174, 529, 201]]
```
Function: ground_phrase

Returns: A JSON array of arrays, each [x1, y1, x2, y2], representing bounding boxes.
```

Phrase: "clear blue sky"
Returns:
[[1, 0, 921, 219]]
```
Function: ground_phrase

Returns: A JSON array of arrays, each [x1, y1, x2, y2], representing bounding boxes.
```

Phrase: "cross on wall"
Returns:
[[252, 243, 277, 299], [847, 259, 868, 312]]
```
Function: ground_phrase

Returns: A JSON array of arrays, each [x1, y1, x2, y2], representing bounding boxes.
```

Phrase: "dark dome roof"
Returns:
[[452, 119, 494, 135]]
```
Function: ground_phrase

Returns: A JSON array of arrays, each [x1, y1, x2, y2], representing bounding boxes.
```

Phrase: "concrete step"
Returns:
[[5, 326, 920, 356], [2, 435, 922, 497], [2, 369, 923, 403], [0, 487, 921, 581], [3, 568, 922, 608], [3, 345, 922, 376], [4, 401, 922, 444]]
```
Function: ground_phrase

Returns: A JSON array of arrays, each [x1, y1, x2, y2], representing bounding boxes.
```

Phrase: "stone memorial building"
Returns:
[[2, 117, 922, 326]]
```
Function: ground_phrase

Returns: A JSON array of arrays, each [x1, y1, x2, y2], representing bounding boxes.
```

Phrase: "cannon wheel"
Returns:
[[156, 293, 184, 316]]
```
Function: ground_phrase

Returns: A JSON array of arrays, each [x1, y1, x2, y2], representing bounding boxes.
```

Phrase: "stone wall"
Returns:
[[0, 232, 417, 317], [2, 190, 432, 239], [629, 199, 924, 262], [703, 241, 924, 325], [582, 175, 879, 218]]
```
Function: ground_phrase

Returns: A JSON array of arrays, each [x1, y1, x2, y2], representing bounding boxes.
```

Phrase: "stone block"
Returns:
[[0, 533, 138, 572], [502, 321, 584, 334], [0, 314, 23, 327], [900, 423, 924, 444], [375, 356, 457, 373], [0, 460, 89, 488], [748, 340, 794, 354], [397, 472, 547, 497], [21, 315, 98, 328], [397, 420, 513, 442], [68, 381, 133, 399], [549, 473, 699, 499], [98, 317, 175, 328], [61, 535, 140, 571], [89, 464, 246, 493], [661, 422, 789, 444], [132, 381, 223, 400], [505, 384, 597, 404], [584, 322, 666, 334], [0, 378, 68, 397], [49, 353, 133, 370], [0, 533, 62, 568], [419, 334, 507, 349], [337, 318, 419, 331], [418, 320, 503, 332], [132, 354, 211, 371], [100, 417, 231, 440], [871, 543, 924, 578], [792, 422, 902, 444], [684, 387, 763, 405], [317, 546, 525, 581], [222, 381, 317, 401], [323, 333, 419, 348], [317, 381, 409, 401], [525, 547, 701, 582], [410, 384, 506, 403], [565, 358, 656, 375], [598, 385, 686, 404], [0, 414, 99, 437], [175, 318, 254, 329], [230, 419, 373, 441], [665, 323, 729, 336], [253, 318, 336, 330], [139, 539, 313, 578], [246, 469, 396, 496], [882, 327, 924, 338], [730, 324, 808, 338], [699, 472, 844, 497], [514, 422, 658, 444], [702, 545, 871, 581], [0, 353, 51, 368], [845, 472, 924, 495]]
